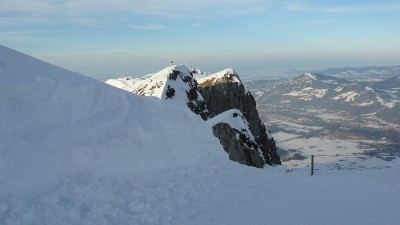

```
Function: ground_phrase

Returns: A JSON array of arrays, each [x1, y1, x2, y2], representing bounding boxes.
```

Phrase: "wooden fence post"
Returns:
[[311, 155, 314, 176]]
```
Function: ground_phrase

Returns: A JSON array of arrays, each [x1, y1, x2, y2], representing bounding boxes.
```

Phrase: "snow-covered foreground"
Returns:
[[2, 159, 400, 225]]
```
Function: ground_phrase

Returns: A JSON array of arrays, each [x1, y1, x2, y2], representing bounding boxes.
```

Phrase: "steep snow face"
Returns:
[[105, 65, 187, 99], [197, 68, 242, 87], [0, 45, 224, 197], [106, 65, 208, 119]]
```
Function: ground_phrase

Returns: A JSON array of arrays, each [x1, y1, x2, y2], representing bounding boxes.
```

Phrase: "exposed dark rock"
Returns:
[[165, 85, 175, 99], [179, 71, 209, 120], [169, 70, 180, 81], [199, 75, 281, 165], [166, 69, 209, 119], [212, 123, 265, 168]]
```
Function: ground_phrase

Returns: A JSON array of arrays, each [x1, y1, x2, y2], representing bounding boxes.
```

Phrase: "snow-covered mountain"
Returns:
[[262, 72, 398, 120], [2, 45, 400, 225], [107, 67, 281, 167]]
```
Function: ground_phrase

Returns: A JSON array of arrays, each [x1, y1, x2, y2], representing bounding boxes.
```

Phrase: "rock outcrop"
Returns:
[[197, 69, 281, 166], [208, 109, 266, 167], [107, 66, 281, 167]]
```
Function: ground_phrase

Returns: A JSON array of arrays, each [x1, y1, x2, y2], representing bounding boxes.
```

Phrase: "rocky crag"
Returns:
[[197, 69, 281, 166], [106, 66, 281, 167]]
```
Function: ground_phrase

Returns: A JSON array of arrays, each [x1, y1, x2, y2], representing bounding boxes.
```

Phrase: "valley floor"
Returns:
[[2, 157, 400, 225]]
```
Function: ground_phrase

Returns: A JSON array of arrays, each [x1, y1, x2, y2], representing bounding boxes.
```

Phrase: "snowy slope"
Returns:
[[0, 45, 224, 197]]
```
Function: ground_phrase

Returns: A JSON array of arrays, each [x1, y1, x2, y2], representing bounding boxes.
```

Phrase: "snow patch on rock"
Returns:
[[357, 101, 374, 106], [197, 68, 242, 87], [377, 96, 396, 108], [285, 88, 327, 99], [334, 86, 344, 92], [208, 109, 255, 140], [332, 91, 359, 102]]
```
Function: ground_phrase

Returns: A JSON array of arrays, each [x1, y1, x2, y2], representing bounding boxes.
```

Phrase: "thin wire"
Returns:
[[280, 154, 393, 173]]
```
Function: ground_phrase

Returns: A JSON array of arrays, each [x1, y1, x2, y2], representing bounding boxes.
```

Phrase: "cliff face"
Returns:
[[208, 109, 266, 167], [198, 69, 281, 166]]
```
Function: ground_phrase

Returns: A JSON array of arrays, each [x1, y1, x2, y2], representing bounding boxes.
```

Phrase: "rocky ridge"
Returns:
[[106, 66, 281, 167]]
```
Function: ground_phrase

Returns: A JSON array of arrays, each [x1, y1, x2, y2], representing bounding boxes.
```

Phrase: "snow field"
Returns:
[[2, 158, 400, 225]]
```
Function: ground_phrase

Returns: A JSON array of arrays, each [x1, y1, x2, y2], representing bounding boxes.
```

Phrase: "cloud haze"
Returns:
[[1, 0, 399, 79]]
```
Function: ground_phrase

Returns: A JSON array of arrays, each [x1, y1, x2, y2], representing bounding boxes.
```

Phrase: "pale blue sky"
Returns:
[[1, 0, 400, 79]]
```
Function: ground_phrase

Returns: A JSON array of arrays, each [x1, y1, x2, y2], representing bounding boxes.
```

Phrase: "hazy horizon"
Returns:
[[1, 0, 400, 80]]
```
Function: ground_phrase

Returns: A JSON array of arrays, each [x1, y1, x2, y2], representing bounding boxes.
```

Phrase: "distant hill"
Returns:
[[259, 72, 398, 121]]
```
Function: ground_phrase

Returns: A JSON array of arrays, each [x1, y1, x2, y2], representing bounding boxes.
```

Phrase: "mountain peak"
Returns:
[[106, 64, 192, 98], [106, 64, 209, 119], [289, 72, 349, 86], [107, 65, 281, 166], [197, 68, 242, 88], [303, 72, 317, 80]]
